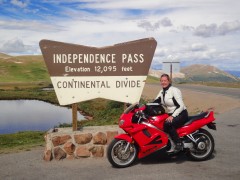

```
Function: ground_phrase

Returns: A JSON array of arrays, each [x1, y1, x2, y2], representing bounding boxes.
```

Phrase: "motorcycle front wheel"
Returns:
[[187, 129, 215, 161], [107, 139, 138, 168]]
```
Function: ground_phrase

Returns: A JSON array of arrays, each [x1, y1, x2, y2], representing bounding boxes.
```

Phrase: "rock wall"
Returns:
[[43, 126, 122, 161]]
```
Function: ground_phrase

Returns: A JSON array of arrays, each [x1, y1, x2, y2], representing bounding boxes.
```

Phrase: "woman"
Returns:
[[154, 74, 188, 152]]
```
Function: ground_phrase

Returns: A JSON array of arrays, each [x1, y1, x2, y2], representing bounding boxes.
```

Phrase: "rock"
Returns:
[[106, 131, 118, 144], [44, 133, 52, 151], [93, 132, 107, 145], [76, 146, 91, 157], [63, 142, 75, 155], [66, 155, 75, 160], [89, 146, 104, 157], [52, 135, 71, 147], [43, 149, 52, 161], [54, 147, 66, 160], [74, 133, 92, 144]]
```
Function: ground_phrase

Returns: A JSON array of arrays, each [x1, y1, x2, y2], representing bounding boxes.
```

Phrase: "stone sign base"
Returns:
[[43, 125, 123, 161]]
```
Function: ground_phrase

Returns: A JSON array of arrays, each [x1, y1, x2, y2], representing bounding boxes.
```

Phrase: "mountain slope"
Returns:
[[0, 54, 50, 83], [149, 69, 185, 79], [149, 64, 239, 83], [0, 53, 12, 59], [181, 64, 239, 82], [0, 52, 239, 84]]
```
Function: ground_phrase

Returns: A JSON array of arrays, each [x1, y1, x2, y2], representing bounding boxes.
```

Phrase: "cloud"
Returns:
[[155, 47, 169, 57], [0, 0, 239, 71], [10, 0, 29, 8], [218, 21, 240, 35], [1, 38, 25, 53], [193, 20, 240, 37], [0, 19, 65, 32], [160, 17, 172, 27], [181, 25, 194, 31], [138, 20, 160, 31], [0, 38, 37, 54], [193, 23, 217, 37], [190, 43, 208, 51], [77, 0, 170, 10], [137, 17, 172, 31]]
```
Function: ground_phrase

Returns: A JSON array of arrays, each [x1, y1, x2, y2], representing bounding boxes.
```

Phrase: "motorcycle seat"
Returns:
[[184, 112, 208, 126]]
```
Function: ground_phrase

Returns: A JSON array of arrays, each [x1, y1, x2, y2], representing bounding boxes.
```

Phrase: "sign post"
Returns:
[[40, 38, 157, 130], [162, 61, 180, 80], [72, 103, 78, 131]]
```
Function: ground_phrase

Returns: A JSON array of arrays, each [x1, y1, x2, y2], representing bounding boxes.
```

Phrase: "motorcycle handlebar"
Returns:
[[136, 110, 150, 123]]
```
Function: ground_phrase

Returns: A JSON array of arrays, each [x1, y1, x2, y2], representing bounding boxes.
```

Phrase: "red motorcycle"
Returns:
[[107, 103, 216, 168]]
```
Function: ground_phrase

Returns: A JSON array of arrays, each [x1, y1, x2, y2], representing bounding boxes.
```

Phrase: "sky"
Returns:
[[0, 0, 240, 71]]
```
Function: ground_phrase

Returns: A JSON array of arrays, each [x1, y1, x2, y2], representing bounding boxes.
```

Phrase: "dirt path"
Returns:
[[142, 83, 240, 115]]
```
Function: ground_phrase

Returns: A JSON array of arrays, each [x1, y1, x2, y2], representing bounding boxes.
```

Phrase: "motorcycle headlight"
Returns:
[[119, 119, 125, 126]]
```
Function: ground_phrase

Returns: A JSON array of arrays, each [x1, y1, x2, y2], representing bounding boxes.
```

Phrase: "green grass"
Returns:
[[0, 131, 45, 153], [78, 99, 124, 126], [0, 55, 50, 83], [0, 89, 58, 104], [146, 75, 159, 84]]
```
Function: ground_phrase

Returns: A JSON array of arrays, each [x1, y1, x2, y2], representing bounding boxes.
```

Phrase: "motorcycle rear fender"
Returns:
[[207, 122, 216, 130], [178, 111, 216, 137], [114, 134, 133, 143]]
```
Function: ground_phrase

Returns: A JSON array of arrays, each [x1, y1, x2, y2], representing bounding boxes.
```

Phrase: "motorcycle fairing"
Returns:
[[117, 119, 169, 159], [114, 134, 133, 143], [177, 111, 215, 137]]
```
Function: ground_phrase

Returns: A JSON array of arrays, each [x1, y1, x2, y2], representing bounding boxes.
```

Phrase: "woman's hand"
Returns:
[[166, 116, 174, 122]]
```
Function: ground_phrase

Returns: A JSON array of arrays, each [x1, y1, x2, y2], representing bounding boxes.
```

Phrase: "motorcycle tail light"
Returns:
[[119, 119, 125, 126]]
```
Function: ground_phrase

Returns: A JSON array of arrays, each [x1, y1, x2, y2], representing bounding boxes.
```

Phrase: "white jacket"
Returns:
[[155, 86, 186, 117]]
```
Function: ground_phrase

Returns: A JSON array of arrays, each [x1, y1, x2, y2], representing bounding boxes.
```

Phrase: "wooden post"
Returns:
[[170, 63, 173, 81], [72, 103, 78, 131]]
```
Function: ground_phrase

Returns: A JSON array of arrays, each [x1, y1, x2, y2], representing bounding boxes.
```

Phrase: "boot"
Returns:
[[174, 141, 183, 152], [167, 141, 183, 153], [166, 143, 176, 153]]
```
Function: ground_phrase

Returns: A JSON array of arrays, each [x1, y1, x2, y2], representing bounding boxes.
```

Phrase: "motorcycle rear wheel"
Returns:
[[187, 129, 215, 161], [107, 139, 138, 168]]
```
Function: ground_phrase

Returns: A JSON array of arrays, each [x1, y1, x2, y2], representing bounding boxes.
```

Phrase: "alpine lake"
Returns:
[[0, 100, 84, 134]]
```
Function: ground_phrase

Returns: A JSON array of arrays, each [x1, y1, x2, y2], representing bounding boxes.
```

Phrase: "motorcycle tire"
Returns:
[[107, 138, 138, 168], [187, 128, 215, 161]]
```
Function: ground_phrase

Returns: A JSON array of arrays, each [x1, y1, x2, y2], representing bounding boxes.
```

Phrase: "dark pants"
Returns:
[[163, 109, 188, 143]]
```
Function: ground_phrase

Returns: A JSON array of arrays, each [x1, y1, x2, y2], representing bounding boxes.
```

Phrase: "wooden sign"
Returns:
[[39, 38, 157, 105]]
